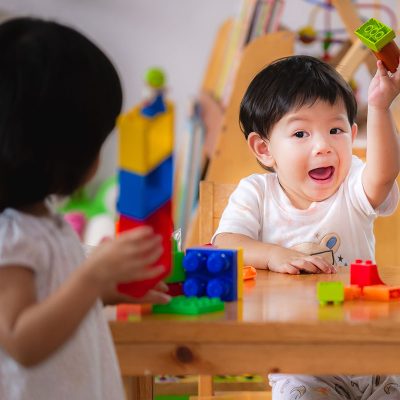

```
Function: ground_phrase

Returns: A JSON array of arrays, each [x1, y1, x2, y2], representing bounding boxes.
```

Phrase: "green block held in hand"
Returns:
[[355, 18, 395, 52]]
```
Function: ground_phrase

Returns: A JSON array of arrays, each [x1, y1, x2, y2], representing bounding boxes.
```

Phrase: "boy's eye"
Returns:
[[294, 131, 307, 138], [330, 128, 342, 135]]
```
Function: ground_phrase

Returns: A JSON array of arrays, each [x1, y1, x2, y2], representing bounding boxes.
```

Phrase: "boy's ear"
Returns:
[[247, 132, 275, 169], [351, 123, 358, 143]]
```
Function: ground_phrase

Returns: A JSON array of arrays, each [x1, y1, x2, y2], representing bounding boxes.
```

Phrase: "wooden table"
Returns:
[[110, 266, 400, 399]]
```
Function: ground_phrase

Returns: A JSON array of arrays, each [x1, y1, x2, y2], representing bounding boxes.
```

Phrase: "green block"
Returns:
[[165, 251, 185, 283], [317, 281, 344, 306], [355, 18, 395, 52], [153, 296, 225, 315], [155, 396, 189, 400], [165, 238, 185, 283]]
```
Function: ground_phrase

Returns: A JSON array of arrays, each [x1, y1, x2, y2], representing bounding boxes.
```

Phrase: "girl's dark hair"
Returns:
[[239, 55, 357, 171], [0, 18, 122, 210]]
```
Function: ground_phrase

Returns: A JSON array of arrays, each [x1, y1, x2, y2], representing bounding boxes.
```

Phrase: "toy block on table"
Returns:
[[116, 304, 152, 320], [317, 281, 344, 305], [117, 201, 173, 298], [344, 285, 362, 301], [117, 103, 173, 175], [243, 265, 257, 280], [350, 259, 384, 287], [355, 18, 400, 73], [182, 247, 243, 302], [362, 285, 400, 301], [117, 155, 173, 220], [166, 282, 183, 296], [152, 295, 224, 315], [165, 238, 185, 284]]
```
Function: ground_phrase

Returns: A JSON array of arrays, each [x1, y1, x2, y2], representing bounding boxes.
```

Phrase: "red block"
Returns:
[[117, 200, 173, 298], [350, 259, 384, 287], [166, 282, 183, 297], [116, 304, 152, 320]]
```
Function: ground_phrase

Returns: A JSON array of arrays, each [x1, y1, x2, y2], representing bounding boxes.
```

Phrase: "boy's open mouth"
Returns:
[[308, 166, 335, 181]]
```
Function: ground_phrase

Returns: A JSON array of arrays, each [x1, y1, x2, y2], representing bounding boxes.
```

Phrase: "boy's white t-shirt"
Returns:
[[0, 209, 124, 400], [213, 156, 399, 266]]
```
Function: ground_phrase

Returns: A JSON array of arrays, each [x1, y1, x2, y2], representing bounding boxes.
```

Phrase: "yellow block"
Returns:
[[117, 102, 174, 175], [237, 248, 243, 301]]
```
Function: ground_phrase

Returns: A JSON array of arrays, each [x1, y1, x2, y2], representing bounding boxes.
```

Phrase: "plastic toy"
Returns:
[[117, 156, 173, 220], [344, 285, 362, 301], [60, 176, 117, 244], [117, 103, 174, 175], [355, 18, 400, 73], [165, 238, 185, 284], [362, 285, 400, 302], [63, 212, 86, 239], [350, 259, 384, 287], [166, 282, 183, 297], [243, 265, 256, 280], [116, 304, 152, 320], [317, 281, 344, 305], [152, 295, 224, 315], [116, 70, 174, 299], [141, 67, 167, 117], [117, 201, 173, 298], [182, 247, 243, 302]]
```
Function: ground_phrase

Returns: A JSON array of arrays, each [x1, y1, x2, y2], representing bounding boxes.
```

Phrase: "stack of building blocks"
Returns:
[[355, 18, 400, 73], [116, 98, 174, 297], [182, 247, 243, 302]]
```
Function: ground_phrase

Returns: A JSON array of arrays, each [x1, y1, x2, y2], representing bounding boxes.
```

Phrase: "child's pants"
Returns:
[[269, 374, 400, 400]]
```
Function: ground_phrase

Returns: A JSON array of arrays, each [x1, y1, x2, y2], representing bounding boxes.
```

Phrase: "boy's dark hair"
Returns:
[[0, 18, 122, 210], [239, 55, 357, 172]]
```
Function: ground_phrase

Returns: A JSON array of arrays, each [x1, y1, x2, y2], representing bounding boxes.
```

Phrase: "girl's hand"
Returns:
[[84, 226, 165, 296], [102, 281, 171, 305], [368, 59, 400, 110], [266, 246, 336, 275]]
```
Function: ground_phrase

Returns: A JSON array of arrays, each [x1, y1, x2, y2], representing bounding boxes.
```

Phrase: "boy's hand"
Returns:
[[84, 226, 165, 296], [368, 58, 400, 110], [266, 246, 336, 275]]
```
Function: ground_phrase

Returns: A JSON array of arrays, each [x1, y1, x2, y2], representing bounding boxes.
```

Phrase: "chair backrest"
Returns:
[[199, 181, 236, 244]]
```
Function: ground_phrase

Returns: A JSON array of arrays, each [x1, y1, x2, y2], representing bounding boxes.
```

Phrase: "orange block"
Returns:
[[243, 265, 257, 280], [363, 285, 400, 301], [344, 285, 362, 300]]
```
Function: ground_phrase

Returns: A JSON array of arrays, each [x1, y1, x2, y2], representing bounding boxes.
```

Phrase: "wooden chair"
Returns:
[[199, 181, 237, 245], [198, 181, 272, 399]]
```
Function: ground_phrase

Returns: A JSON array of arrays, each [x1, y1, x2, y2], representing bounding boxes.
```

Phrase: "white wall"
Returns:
[[0, 0, 397, 190], [0, 0, 240, 191]]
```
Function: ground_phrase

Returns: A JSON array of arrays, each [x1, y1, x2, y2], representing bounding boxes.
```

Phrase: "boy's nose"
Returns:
[[312, 136, 332, 155]]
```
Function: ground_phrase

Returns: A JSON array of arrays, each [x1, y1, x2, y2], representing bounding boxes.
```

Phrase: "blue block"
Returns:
[[182, 248, 239, 302], [141, 93, 166, 117], [117, 155, 173, 220]]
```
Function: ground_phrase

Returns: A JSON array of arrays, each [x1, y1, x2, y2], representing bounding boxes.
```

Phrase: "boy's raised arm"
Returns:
[[363, 59, 400, 209]]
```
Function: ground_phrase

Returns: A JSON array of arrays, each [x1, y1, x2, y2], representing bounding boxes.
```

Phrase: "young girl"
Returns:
[[213, 55, 400, 398], [0, 18, 170, 399]]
